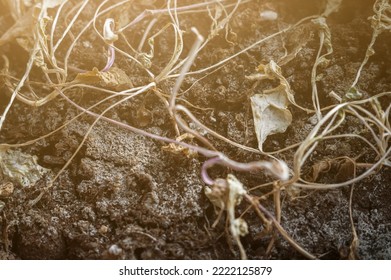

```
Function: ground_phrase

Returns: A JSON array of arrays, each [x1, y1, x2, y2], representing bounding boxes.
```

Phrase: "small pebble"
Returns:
[[109, 244, 123, 256], [99, 225, 108, 234], [260, 10, 278, 21]]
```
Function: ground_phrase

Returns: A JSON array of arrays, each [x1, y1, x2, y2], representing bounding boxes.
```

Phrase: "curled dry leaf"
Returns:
[[225, 175, 248, 259], [304, 159, 332, 182], [0, 149, 50, 188], [249, 61, 296, 151], [204, 174, 249, 257], [204, 174, 246, 212], [73, 67, 133, 90], [251, 88, 292, 152], [204, 178, 228, 210], [103, 18, 118, 44], [278, 24, 314, 66], [305, 157, 356, 183], [231, 218, 249, 238], [161, 133, 197, 158]]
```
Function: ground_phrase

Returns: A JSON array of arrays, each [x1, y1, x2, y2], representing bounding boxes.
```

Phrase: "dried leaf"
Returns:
[[226, 174, 246, 209], [135, 37, 155, 69], [73, 67, 133, 90], [304, 157, 355, 183], [204, 174, 248, 259], [278, 24, 313, 66], [225, 175, 248, 259], [250, 62, 294, 151], [230, 218, 248, 238], [161, 133, 197, 158], [256, 60, 304, 109], [0, 149, 50, 187], [249, 60, 311, 151], [103, 18, 118, 44], [204, 174, 246, 212], [204, 178, 228, 210], [251, 91, 292, 151], [344, 87, 363, 101], [304, 160, 332, 182]]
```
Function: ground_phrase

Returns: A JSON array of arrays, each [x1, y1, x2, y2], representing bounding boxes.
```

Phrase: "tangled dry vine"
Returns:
[[0, 0, 390, 259]]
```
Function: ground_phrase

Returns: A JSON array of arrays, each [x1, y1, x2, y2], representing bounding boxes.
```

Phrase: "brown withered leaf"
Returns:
[[73, 67, 133, 90]]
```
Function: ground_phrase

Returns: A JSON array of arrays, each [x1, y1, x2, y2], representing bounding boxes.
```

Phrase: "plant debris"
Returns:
[[0, 149, 50, 188]]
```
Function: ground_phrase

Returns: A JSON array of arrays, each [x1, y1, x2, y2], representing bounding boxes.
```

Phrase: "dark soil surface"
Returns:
[[0, 0, 390, 259]]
